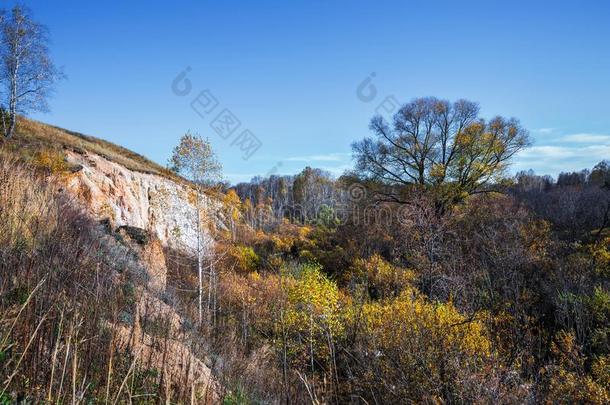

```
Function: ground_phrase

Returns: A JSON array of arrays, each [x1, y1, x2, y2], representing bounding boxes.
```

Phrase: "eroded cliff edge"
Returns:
[[62, 147, 221, 254]]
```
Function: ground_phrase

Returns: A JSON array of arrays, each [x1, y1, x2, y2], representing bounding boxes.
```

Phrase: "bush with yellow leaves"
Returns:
[[541, 331, 610, 404], [345, 253, 414, 300], [219, 270, 285, 343], [32, 149, 69, 174], [229, 245, 261, 273], [591, 236, 610, 277], [281, 263, 343, 371], [345, 287, 494, 403]]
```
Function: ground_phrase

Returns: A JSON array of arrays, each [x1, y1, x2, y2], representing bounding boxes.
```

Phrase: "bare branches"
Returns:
[[353, 97, 530, 213]]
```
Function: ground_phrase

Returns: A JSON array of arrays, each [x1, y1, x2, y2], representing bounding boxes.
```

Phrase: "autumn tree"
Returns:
[[292, 167, 335, 222], [283, 263, 342, 376], [352, 97, 530, 212], [223, 189, 242, 240], [590, 160, 610, 186], [0, 5, 63, 139], [170, 132, 222, 324]]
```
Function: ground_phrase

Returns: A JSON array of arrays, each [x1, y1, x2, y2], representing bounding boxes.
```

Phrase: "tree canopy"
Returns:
[[352, 97, 530, 210], [170, 132, 222, 186]]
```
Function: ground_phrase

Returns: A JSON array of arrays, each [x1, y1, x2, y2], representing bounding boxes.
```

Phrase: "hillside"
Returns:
[[0, 119, 226, 403], [6, 117, 222, 250], [9, 117, 181, 180], [0, 158, 218, 403], [1, 118, 609, 404]]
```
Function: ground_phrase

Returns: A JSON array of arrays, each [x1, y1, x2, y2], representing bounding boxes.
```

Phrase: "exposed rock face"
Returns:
[[114, 230, 217, 401], [118, 226, 167, 292], [63, 149, 220, 254], [60, 149, 222, 400]]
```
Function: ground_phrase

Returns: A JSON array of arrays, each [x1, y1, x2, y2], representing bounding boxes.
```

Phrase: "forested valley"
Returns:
[[1, 3, 609, 404]]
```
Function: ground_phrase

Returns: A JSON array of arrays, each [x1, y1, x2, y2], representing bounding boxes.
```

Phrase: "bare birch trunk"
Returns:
[[196, 188, 203, 325]]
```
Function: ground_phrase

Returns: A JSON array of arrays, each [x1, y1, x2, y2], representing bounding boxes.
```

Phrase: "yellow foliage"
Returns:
[[298, 226, 312, 239], [346, 254, 414, 299], [220, 270, 287, 338], [543, 332, 610, 404], [592, 355, 610, 390], [340, 288, 492, 402], [230, 245, 260, 273], [520, 219, 552, 257], [223, 189, 242, 221], [591, 236, 610, 276], [429, 163, 446, 180], [33, 149, 69, 174], [282, 264, 343, 368], [290, 265, 337, 309], [360, 289, 491, 358], [271, 235, 292, 253]]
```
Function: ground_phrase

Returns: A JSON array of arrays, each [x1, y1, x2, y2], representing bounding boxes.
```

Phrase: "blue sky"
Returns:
[[13, 0, 610, 183]]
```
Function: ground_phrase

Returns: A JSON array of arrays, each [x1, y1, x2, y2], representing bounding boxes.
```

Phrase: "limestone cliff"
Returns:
[[62, 147, 221, 253], [58, 145, 223, 401], [7, 118, 225, 402]]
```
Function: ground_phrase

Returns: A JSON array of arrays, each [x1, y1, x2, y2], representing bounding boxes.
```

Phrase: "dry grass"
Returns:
[[6, 116, 183, 181], [0, 153, 215, 403]]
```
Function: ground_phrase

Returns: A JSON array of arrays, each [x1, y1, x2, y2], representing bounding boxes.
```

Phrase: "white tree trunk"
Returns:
[[196, 189, 203, 325], [6, 62, 19, 139]]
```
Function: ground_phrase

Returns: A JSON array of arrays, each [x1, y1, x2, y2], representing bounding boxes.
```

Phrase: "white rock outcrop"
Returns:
[[63, 149, 220, 253]]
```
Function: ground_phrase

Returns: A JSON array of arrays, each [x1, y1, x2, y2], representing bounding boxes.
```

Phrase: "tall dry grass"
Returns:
[[0, 153, 193, 403]]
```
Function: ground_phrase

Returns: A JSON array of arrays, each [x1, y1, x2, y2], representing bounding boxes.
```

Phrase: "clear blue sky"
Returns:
[[15, 0, 610, 182]]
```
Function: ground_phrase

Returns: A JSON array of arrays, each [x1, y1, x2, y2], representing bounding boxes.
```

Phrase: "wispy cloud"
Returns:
[[284, 152, 351, 162], [520, 145, 610, 160], [515, 128, 610, 176], [515, 144, 610, 175], [560, 133, 610, 143], [519, 146, 577, 159], [533, 127, 555, 134]]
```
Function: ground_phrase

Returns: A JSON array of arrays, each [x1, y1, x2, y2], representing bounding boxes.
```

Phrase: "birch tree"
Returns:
[[170, 132, 222, 325], [0, 5, 63, 139]]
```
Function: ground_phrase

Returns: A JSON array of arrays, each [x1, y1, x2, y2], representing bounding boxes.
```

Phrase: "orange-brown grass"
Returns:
[[0, 153, 197, 403], [5, 116, 183, 181]]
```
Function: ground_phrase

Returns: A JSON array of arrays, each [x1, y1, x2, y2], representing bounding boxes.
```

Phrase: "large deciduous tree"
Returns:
[[0, 5, 63, 139], [352, 97, 530, 212], [170, 132, 222, 325]]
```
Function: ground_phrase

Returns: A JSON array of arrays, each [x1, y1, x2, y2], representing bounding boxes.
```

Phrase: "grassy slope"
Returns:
[[6, 117, 183, 182]]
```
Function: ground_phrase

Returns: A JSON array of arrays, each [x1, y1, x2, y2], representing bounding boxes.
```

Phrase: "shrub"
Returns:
[[32, 149, 69, 174], [230, 245, 261, 273], [541, 332, 610, 404], [282, 263, 343, 370], [343, 287, 494, 403], [345, 254, 415, 300]]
